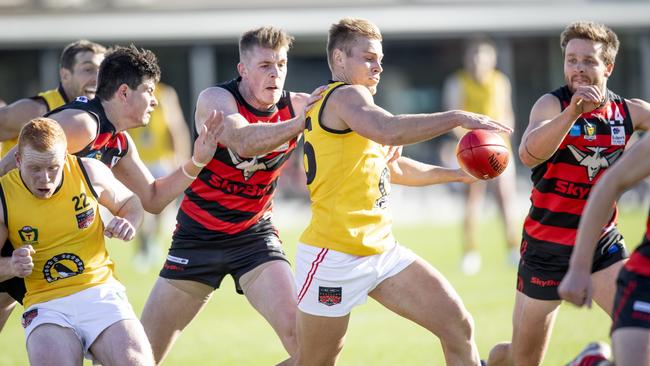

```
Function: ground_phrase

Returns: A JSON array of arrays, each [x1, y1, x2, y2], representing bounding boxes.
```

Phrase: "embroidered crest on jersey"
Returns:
[[75, 208, 95, 229], [318, 286, 342, 306], [583, 122, 596, 141], [18, 226, 39, 244], [227, 148, 286, 181], [566, 145, 623, 181], [43, 253, 85, 283]]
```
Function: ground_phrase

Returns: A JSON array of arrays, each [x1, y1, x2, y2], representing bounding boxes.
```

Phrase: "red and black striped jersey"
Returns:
[[176, 78, 296, 241], [625, 207, 650, 276], [46, 97, 129, 168], [523, 85, 634, 250]]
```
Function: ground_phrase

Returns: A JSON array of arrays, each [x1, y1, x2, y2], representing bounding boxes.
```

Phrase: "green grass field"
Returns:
[[0, 207, 645, 365]]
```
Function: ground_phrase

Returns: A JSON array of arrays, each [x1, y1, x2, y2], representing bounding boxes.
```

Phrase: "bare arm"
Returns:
[[389, 156, 475, 186], [112, 113, 223, 214], [627, 98, 650, 132], [519, 85, 603, 168], [327, 85, 511, 146], [559, 132, 650, 307], [0, 99, 48, 141], [49, 109, 99, 154], [0, 201, 34, 281], [195, 87, 306, 158], [81, 158, 143, 241]]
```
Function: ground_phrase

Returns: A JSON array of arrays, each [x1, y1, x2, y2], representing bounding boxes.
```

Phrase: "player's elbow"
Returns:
[[518, 146, 540, 168]]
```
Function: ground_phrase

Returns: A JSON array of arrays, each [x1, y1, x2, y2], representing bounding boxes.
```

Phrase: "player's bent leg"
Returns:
[[369, 257, 481, 366], [487, 342, 513, 366], [140, 277, 213, 365], [612, 328, 650, 366], [296, 310, 350, 366], [0, 292, 16, 331], [510, 291, 560, 366], [241, 260, 298, 362], [591, 260, 625, 316], [26, 323, 84, 366], [90, 319, 154, 366]]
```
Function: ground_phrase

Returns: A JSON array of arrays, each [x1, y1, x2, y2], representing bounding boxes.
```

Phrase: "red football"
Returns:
[[456, 130, 510, 180]]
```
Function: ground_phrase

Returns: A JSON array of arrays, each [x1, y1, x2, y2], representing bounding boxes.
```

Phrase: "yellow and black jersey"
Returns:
[[299, 81, 394, 256], [0, 155, 115, 308]]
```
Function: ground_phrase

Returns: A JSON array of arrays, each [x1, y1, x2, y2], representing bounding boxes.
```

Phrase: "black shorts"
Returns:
[[611, 266, 650, 333], [159, 229, 289, 295], [517, 228, 627, 300], [0, 277, 25, 304]]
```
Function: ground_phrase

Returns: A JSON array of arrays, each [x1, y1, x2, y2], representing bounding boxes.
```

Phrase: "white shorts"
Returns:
[[295, 242, 417, 317], [22, 282, 138, 355]]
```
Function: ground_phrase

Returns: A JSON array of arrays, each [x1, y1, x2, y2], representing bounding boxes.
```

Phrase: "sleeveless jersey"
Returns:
[[625, 207, 650, 276], [175, 78, 296, 240], [46, 97, 129, 168], [128, 83, 175, 164], [523, 85, 634, 249], [0, 156, 115, 308], [457, 69, 506, 120], [299, 81, 394, 256], [0, 86, 69, 158]]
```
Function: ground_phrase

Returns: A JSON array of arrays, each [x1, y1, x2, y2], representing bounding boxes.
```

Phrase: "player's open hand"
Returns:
[[104, 217, 137, 241], [558, 268, 593, 308], [457, 111, 513, 134], [194, 110, 225, 165], [11, 245, 35, 278], [570, 85, 604, 115], [456, 169, 478, 184]]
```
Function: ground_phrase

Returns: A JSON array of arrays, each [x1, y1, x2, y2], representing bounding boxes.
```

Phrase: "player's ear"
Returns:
[[117, 84, 129, 101], [332, 48, 345, 68], [237, 62, 246, 77], [604, 62, 615, 78], [59, 67, 71, 83]]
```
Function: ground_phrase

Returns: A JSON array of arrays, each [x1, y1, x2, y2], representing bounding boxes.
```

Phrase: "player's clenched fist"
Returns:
[[11, 245, 35, 278], [104, 217, 136, 241]]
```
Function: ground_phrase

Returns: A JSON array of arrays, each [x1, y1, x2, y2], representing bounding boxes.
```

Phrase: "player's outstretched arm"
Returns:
[[330, 85, 511, 146], [195, 86, 321, 158], [0, 99, 48, 141], [559, 132, 650, 307], [389, 156, 476, 186], [112, 111, 223, 214], [81, 157, 143, 241]]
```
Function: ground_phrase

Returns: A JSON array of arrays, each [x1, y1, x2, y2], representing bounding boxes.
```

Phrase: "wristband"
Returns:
[[181, 164, 198, 180], [191, 156, 207, 168]]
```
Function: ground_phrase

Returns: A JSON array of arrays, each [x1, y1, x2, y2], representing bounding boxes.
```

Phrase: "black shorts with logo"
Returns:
[[517, 228, 627, 300], [611, 266, 650, 333], [159, 220, 289, 294]]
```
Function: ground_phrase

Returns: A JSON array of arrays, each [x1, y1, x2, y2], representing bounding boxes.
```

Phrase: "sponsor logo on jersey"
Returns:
[[318, 286, 342, 306], [530, 277, 561, 287], [21, 308, 38, 328], [18, 226, 39, 244], [569, 124, 581, 137], [611, 126, 626, 146], [566, 145, 623, 181], [43, 253, 84, 283], [75, 208, 95, 229]]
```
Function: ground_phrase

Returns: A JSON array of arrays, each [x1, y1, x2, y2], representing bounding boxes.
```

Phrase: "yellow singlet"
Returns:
[[0, 155, 115, 308], [0, 88, 67, 158], [299, 81, 394, 256]]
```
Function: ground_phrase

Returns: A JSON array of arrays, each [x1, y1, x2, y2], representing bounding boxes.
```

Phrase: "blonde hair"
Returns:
[[239, 26, 294, 61], [327, 18, 382, 67], [18, 118, 67, 155], [560, 21, 619, 65]]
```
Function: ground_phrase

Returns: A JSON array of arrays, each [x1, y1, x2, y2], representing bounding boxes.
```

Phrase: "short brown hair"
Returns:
[[96, 45, 161, 101], [239, 26, 294, 61], [60, 40, 106, 70], [18, 118, 67, 155], [560, 21, 619, 65], [327, 18, 382, 67]]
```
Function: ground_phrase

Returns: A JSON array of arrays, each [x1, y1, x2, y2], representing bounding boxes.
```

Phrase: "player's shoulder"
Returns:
[[327, 84, 371, 107], [7, 97, 48, 115], [533, 92, 561, 110], [197, 86, 236, 108]]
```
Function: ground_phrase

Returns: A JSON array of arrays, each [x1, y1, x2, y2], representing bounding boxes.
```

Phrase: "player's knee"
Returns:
[[438, 307, 475, 350], [487, 342, 512, 366]]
